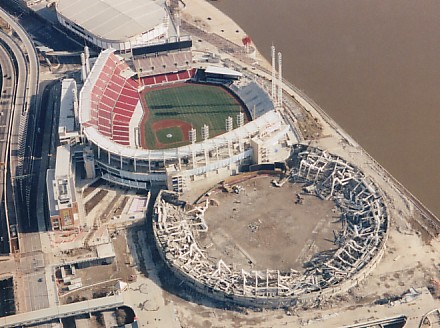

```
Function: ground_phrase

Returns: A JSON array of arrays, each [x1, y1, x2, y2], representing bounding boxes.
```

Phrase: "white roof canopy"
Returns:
[[57, 0, 167, 41], [205, 66, 243, 78]]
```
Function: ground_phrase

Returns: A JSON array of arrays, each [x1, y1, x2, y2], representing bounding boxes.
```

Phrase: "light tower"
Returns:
[[278, 51, 283, 108], [237, 112, 244, 127], [271, 45, 276, 103], [226, 116, 233, 132], [201, 124, 209, 140], [189, 128, 197, 144], [189, 128, 197, 169]]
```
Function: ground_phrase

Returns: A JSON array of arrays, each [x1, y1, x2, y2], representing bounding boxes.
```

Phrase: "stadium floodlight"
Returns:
[[189, 128, 197, 144], [226, 116, 233, 132], [201, 124, 209, 141], [237, 112, 244, 127]]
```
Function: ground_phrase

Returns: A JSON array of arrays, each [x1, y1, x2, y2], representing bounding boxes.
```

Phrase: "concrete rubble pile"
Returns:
[[291, 146, 388, 288], [152, 145, 388, 307]]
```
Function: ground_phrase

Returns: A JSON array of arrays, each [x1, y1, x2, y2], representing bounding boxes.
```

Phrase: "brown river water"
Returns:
[[212, 0, 440, 218]]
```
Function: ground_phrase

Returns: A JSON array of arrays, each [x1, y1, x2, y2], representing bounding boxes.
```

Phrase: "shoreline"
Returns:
[[5, 1, 440, 327], [170, 1, 440, 326], [183, 0, 438, 228]]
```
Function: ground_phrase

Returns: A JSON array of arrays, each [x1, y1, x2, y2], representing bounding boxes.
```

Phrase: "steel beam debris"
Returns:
[[153, 145, 388, 306]]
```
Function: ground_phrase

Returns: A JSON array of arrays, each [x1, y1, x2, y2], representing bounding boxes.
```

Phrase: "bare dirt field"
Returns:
[[58, 234, 136, 304], [85, 190, 109, 215], [201, 176, 340, 271]]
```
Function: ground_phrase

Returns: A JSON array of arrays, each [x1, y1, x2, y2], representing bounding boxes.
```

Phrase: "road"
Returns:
[[0, 7, 50, 317], [0, 36, 16, 254], [0, 27, 29, 254]]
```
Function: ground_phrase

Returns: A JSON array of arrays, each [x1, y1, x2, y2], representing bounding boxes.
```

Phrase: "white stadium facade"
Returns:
[[56, 0, 170, 51]]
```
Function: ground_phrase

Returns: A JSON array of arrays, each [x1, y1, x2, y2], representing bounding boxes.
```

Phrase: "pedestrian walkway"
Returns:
[[0, 294, 124, 328]]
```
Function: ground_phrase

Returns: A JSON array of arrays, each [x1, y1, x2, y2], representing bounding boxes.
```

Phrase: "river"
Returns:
[[211, 0, 440, 218]]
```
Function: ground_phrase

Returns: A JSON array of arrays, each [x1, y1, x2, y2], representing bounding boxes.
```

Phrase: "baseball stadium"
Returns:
[[79, 47, 294, 191], [73, 2, 389, 309], [78, 51, 389, 307]]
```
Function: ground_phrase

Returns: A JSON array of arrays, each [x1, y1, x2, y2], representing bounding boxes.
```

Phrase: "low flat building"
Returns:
[[59, 79, 80, 145], [46, 145, 79, 230]]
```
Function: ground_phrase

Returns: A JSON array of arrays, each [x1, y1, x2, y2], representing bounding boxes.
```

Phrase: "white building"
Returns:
[[59, 79, 80, 145], [46, 145, 79, 231], [55, 0, 170, 51]]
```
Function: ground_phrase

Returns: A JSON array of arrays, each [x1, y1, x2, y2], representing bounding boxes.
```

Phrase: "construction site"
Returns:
[[2, 0, 440, 327], [153, 145, 389, 308]]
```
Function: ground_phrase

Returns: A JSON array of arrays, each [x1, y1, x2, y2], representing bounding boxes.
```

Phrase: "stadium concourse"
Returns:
[[79, 48, 296, 192]]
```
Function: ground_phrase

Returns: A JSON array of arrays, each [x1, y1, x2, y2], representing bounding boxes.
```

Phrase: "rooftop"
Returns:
[[55, 144, 71, 178], [56, 0, 167, 42], [59, 79, 78, 135], [205, 65, 243, 78]]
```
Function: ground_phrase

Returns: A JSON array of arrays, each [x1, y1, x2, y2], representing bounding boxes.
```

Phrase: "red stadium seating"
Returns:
[[89, 51, 196, 146], [167, 73, 179, 82], [155, 74, 167, 84], [90, 53, 141, 145]]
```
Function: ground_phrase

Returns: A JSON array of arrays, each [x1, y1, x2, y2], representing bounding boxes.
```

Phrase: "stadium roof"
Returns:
[[56, 0, 167, 42]]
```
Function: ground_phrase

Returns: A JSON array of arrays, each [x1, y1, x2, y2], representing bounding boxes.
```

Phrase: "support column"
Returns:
[[192, 145, 197, 170]]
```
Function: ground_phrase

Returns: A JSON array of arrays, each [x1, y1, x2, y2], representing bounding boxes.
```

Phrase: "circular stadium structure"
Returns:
[[56, 0, 170, 51], [78, 49, 295, 191], [152, 145, 389, 308]]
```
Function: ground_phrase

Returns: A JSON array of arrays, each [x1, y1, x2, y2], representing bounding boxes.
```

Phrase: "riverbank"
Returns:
[[165, 1, 440, 327], [183, 0, 438, 232]]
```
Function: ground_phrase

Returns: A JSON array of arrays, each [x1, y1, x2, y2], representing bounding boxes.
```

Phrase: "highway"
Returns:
[[0, 36, 16, 254], [0, 7, 50, 317], [0, 7, 40, 234], [0, 28, 28, 253]]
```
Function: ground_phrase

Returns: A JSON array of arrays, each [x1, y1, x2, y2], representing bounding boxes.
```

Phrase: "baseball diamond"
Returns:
[[140, 83, 248, 149]]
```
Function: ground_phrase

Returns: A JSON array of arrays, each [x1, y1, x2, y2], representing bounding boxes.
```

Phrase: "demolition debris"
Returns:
[[153, 146, 389, 308]]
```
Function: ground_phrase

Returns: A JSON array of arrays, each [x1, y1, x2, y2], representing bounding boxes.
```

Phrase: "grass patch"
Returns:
[[143, 83, 246, 149]]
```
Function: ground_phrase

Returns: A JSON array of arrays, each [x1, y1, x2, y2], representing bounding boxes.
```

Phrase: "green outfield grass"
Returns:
[[143, 83, 247, 149]]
